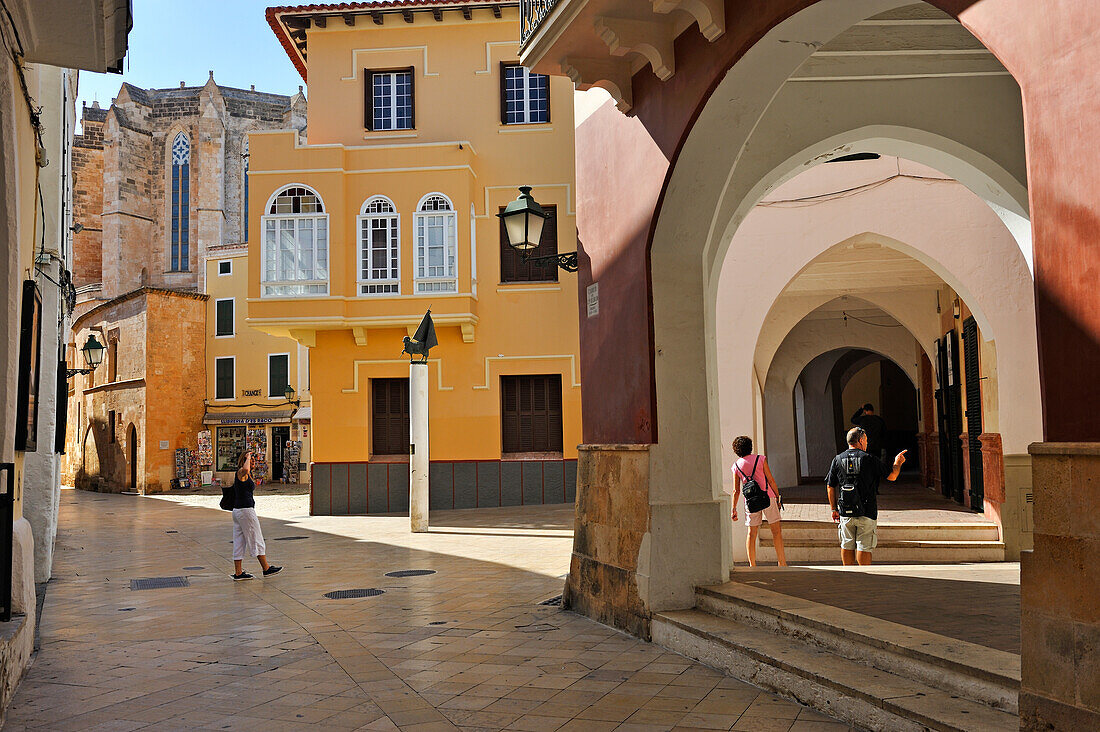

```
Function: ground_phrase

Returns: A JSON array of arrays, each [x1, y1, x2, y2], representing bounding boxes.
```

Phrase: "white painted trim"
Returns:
[[469, 202, 478, 298], [475, 41, 520, 74], [497, 126, 555, 134], [414, 192, 459, 293], [340, 46, 440, 80], [217, 260, 233, 276], [252, 165, 478, 178], [342, 358, 453, 393], [363, 132, 418, 140], [479, 183, 575, 218], [472, 355, 581, 390], [214, 297, 235, 338], [262, 183, 326, 214], [214, 356, 236, 401], [495, 285, 562, 293], [267, 352, 291, 399]]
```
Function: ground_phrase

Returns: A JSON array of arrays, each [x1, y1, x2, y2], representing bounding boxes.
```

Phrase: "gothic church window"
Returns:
[[261, 186, 329, 297], [414, 194, 457, 294], [359, 196, 400, 295], [170, 133, 190, 271]]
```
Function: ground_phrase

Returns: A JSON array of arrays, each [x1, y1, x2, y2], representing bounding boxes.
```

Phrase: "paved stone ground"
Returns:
[[728, 564, 1020, 654], [3, 490, 849, 731]]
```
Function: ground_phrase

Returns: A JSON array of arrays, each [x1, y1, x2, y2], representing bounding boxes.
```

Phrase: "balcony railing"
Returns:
[[520, 0, 560, 48]]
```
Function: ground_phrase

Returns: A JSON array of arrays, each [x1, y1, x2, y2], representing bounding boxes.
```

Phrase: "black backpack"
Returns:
[[219, 481, 235, 511], [737, 456, 772, 513], [837, 452, 865, 518]]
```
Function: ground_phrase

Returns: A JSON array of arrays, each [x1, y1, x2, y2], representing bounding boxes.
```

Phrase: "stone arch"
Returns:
[[641, 1, 1028, 596]]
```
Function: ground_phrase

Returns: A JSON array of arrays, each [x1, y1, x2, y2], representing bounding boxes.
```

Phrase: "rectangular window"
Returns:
[[218, 260, 232, 276], [365, 68, 414, 131], [109, 340, 119, 382], [500, 205, 558, 283], [216, 425, 246, 471], [268, 354, 290, 398], [108, 410, 116, 443], [501, 374, 563, 454], [215, 357, 234, 400], [501, 63, 550, 125], [371, 378, 410, 456], [261, 215, 329, 296], [215, 299, 234, 337]]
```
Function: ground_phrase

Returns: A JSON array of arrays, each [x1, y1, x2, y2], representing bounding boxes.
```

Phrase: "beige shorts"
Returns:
[[744, 495, 781, 527], [839, 516, 877, 552]]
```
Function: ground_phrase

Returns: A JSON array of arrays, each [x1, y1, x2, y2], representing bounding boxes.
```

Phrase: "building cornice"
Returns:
[[72, 287, 209, 331]]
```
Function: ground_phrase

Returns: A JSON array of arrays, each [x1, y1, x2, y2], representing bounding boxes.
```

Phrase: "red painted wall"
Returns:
[[575, 0, 1100, 443]]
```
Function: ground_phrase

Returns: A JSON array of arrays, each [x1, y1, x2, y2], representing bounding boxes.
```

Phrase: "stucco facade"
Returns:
[[254, 1, 581, 514]]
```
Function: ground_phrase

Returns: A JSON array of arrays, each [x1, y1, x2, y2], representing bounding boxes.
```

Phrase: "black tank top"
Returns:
[[232, 476, 256, 509]]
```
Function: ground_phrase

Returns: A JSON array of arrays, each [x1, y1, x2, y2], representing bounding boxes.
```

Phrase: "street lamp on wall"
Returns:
[[497, 186, 579, 272], [284, 384, 300, 407], [66, 334, 105, 378]]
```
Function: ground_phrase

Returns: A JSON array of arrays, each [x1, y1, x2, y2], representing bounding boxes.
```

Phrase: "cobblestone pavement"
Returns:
[[3, 489, 848, 731]]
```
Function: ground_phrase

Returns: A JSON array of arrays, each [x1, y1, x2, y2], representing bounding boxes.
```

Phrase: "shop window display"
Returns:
[[216, 426, 247, 471]]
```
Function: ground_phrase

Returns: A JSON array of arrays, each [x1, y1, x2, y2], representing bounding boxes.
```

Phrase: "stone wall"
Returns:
[[1021, 443, 1100, 730], [72, 106, 104, 289], [563, 445, 651, 639]]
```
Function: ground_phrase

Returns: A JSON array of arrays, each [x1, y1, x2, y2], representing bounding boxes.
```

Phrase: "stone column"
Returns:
[[1021, 443, 1100, 729], [409, 362, 428, 533]]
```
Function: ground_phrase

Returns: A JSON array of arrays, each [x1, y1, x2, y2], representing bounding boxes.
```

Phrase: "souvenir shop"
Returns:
[[201, 409, 309, 486]]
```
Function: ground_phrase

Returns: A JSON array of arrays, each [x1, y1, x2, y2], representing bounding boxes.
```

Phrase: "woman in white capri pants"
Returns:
[[231, 451, 282, 581]]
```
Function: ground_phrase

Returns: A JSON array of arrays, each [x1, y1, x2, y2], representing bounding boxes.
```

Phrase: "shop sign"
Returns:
[[217, 417, 275, 424], [242, 388, 262, 396]]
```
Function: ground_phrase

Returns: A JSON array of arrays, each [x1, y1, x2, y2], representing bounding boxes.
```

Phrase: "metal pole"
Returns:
[[409, 362, 429, 532]]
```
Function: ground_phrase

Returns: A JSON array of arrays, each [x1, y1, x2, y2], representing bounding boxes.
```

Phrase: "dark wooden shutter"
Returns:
[[269, 355, 288, 397], [216, 358, 234, 400], [962, 317, 984, 507], [372, 378, 410, 455], [216, 299, 233, 336], [500, 62, 511, 125], [499, 205, 557, 283], [364, 69, 375, 130], [501, 375, 563, 453]]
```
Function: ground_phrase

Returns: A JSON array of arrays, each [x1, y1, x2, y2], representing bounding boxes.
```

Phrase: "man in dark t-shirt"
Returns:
[[851, 403, 887, 459], [826, 427, 906, 565]]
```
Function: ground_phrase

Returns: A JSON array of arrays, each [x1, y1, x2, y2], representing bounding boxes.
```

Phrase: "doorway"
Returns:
[[271, 426, 290, 482], [128, 425, 138, 490]]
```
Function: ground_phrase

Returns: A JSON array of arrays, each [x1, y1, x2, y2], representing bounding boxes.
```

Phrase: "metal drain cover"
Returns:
[[130, 576, 189, 591], [273, 536, 308, 541], [384, 569, 436, 578], [539, 594, 563, 606], [324, 588, 384, 600], [182, 566, 204, 571]]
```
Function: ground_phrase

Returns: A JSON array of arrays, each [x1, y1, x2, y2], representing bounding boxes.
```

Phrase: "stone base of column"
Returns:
[[563, 445, 651, 639], [1021, 442, 1100, 730]]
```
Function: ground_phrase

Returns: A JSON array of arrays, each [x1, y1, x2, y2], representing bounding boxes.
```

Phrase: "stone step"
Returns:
[[761, 521, 1001, 542], [756, 539, 1006, 563], [695, 581, 1019, 711], [653, 607, 1019, 732]]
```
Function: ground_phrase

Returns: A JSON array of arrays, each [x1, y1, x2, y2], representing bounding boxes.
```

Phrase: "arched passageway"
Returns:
[[534, 0, 1100, 726]]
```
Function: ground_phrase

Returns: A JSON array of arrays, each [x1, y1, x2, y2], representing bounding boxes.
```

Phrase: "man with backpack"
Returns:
[[826, 427, 907, 566]]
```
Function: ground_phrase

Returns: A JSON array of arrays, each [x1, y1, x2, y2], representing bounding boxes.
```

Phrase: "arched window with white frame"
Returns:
[[261, 185, 329, 297], [170, 132, 190, 271], [358, 196, 400, 295], [414, 193, 457, 293]]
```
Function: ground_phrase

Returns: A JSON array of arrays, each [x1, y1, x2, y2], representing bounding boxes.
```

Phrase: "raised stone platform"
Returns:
[[653, 570, 1021, 731]]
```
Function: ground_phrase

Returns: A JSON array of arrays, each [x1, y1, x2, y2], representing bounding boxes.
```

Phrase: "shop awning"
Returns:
[[292, 406, 311, 421], [202, 410, 294, 425]]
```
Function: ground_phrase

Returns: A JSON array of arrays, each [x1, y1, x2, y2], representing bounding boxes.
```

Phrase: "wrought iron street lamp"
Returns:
[[66, 334, 105, 378], [284, 384, 300, 406], [497, 186, 578, 272]]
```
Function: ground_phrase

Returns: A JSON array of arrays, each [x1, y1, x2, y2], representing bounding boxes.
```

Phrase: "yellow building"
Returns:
[[204, 247, 312, 485], [251, 0, 580, 515]]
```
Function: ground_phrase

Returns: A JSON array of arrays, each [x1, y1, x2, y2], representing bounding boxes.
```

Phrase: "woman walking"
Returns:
[[731, 435, 788, 567], [230, 451, 282, 581]]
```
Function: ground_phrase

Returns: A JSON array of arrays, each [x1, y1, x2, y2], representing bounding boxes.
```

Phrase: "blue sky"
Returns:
[[77, 0, 306, 125]]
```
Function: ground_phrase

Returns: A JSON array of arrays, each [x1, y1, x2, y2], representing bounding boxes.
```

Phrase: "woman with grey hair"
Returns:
[[230, 450, 282, 581]]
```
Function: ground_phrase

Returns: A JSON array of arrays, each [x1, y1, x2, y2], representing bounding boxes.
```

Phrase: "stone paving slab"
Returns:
[[2, 490, 852, 731]]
